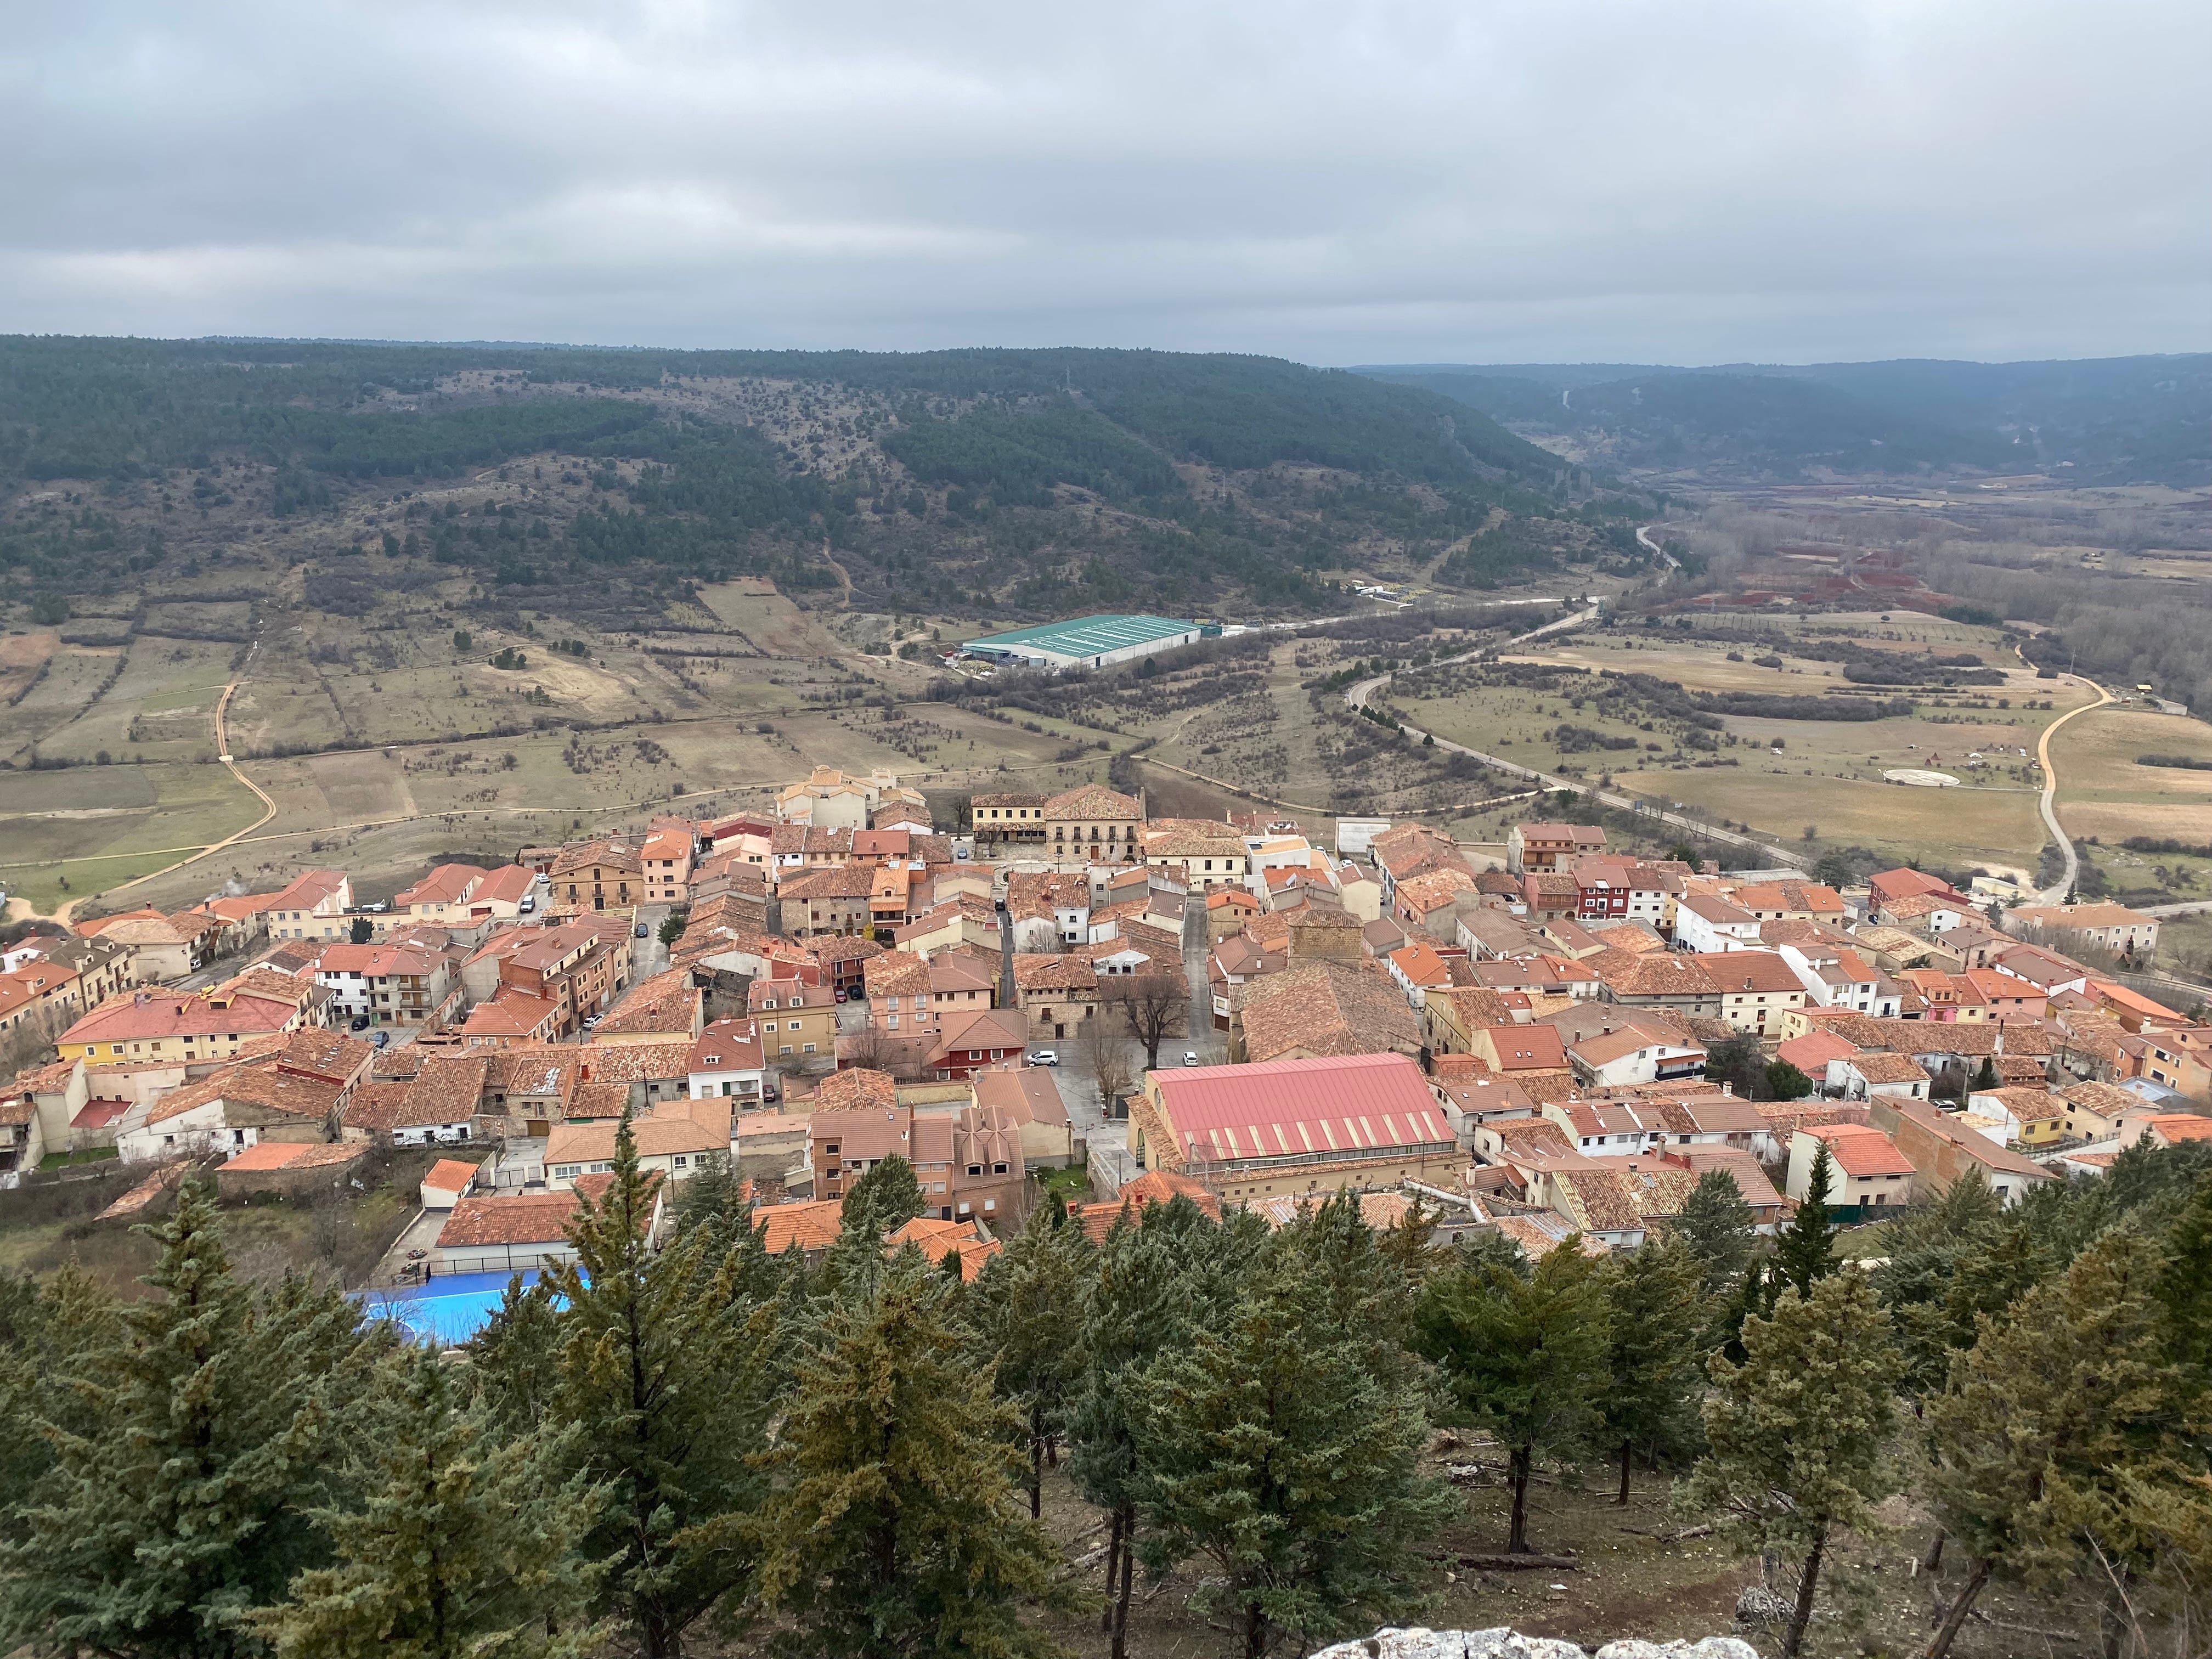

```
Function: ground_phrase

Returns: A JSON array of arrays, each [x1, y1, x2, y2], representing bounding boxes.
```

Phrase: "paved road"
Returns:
[[1344, 603, 1809, 870], [2032, 675, 2117, 904]]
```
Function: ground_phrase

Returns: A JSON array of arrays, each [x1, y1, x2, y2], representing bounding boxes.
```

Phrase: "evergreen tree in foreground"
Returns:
[[548, 1117, 784, 1659], [0, 1177, 370, 1659], [251, 1348, 604, 1659], [1774, 1139, 1838, 1295], [1131, 1219, 1451, 1659], [1598, 1238, 1707, 1504], [754, 1254, 1065, 1659], [1922, 1231, 2205, 1659], [1417, 1242, 1610, 1554], [1680, 1273, 1899, 1659], [1070, 1195, 1223, 1659], [824, 1153, 927, 1292], [1669, 1167, 1756, 1296], [968, 1198, 1093, 1517]]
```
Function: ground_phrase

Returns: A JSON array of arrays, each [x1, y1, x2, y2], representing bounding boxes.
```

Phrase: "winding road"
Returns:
[[1342, 526, 1807, 870], [6, 642, 276, 924], [2030, 675, 2115, 904], [1345, 597, 1809, 871]]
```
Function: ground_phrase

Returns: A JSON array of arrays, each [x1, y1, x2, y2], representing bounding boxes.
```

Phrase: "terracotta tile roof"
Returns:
[[754, 1199, 845, 1255], [814, 1068, 900, 1113], [1236, 959, 1422, 1064], [1493, 1211, 1612, 1258], [221, 1140, 362, 1172], [1553, 1163, 1697, 1233], [423, 1158, 483, 1193], [1046, 783, 1143, 819], [546, 1114, 723, 1164], [1691, 951, 1804, 994], [594, 969, 700, 1037], [437, 1193, 580, 1248], [1076, 1170, 1222, 1242], [147, 1059, 342, 1126], [1594, 952, 1721, 999], [1487, 1118, 1578, 1159], [1481, 1023, 1567, 1072], [689, 1018, 764, 1074], [1015, 953, 1097, 992], [1805, 1122, 1916, 1177], [1847, 1052, 1932, 1085], [777, 866, 874, 900], [571, 1041, 694, 1084], [886, 1216, 1003, 1280]]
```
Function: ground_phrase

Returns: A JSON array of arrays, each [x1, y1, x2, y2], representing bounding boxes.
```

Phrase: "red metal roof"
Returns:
[[1150, 1052, 1451, 1164]]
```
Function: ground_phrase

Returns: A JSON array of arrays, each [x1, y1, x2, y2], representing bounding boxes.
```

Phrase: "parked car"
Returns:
[[371, 1030, 390, 1049], [518, 895, 535, 914], [760, 1080, 780, 1104], [1181, 1051, 1201, 1066], [635, 922, 649, 939], [1028, 1049, 1058, 1067], [349, 1015, 370, 1032], [582, 1014, 601, 1031]]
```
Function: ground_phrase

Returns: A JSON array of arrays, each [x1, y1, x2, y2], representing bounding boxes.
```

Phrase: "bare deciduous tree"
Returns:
[[1081, 1026, 1136, 1116], [1104, 972, 1186, 1072]]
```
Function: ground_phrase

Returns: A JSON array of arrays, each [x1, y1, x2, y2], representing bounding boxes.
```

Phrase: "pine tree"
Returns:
[[1764, 1059, 1813, 1101], [1130, 1233, 1452, 1659], [1713, 1256, 1778, 1367], [754, 1254, 1065, 1659], [468, 1276, 563, 1436], [548, 1116, 784, 1659], [0, 1268, 110, 1518], [967, 1198, 1094, 1517], [670, 1152, 752, 1237], [1669, 1167, 1756, 1295], [1915, 1223, 2212, 1659], [1679, 1274, 1899, 1659], [1869, 1171, 2002, 1407], [1775, 1140, 1837, 1294], [1071, 1196, 1217, 1659], [823, 1153, 927, 1290], [1415, 1243, 1611, 1554], [0, 1177, 368, 1659], [1598, 1238, 1707, 1504], [251, 1348, 603, 1659]]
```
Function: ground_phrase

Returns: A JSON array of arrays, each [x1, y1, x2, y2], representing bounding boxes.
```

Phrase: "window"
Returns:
[[967, 1164, 983, 1176]]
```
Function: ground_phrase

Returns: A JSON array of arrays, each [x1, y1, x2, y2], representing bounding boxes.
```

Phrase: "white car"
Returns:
[[1028, 1049, 1058, 1066], [1182, 1051, 1201, 1067]]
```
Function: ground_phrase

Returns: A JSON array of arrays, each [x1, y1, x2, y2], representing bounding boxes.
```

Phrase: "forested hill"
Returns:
[[0, 338, 1654, 626], [1361, 353, 2212, 483]]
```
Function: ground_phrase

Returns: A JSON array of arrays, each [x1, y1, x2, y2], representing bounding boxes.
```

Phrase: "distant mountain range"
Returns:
[[1355, 353, 2212, 483]]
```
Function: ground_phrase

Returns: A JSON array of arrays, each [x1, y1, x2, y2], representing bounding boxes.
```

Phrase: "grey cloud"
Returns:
[[1, 0, 2205, 363]]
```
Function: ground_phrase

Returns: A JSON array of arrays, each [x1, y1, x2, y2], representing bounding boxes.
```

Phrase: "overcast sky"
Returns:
[[3, 1, 2205, 365]]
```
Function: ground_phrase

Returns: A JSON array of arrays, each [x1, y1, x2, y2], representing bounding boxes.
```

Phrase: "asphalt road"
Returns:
[[1344, 603, 1808, 870]]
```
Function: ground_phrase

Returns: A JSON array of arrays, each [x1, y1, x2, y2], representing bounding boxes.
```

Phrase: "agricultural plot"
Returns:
[[0, 646, 126, 759], [27, 637, 235, 765], [2050, 704, 2212, 904], [0, 760, 261, 913]]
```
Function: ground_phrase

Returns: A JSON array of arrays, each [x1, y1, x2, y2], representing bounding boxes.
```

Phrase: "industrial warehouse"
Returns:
[[961, 613, 1209, 671]]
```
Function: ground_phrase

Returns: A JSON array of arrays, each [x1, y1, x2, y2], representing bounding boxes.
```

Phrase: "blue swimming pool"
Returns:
[[353, 1271, 554, 1345]]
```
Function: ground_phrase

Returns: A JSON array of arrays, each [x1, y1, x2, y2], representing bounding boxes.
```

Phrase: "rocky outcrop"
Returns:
[[1310, 1630, 1760, 1659]]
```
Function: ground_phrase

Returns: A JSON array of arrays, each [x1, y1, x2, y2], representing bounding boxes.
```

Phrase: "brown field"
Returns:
[[1617, 766, 2046, 872]]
